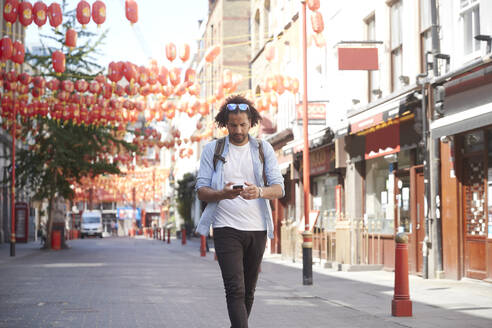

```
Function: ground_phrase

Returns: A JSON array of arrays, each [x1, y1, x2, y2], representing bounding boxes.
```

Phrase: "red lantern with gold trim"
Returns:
[[179, 43, 190, 62], [307, 0, 320, 11], [311, 11, 324, 34], [169, 67, 181, 87], [12, 41, 25, 66], [125, 0, 138, 25], [0, 37, 13, 63], [122, 61, 137, 83], [47, 78, 59, 91], [47, 3, 62, 29], [76, 1, 91, 27], [265, 43, 276, 62], [184, 68, 196, 84], [205, 45, 221, 63], [92, 1, 106, 27], [52, 50, 65, 74], [61, 80, 74, 93], [18, 1, 33, 28], [158, 66, 168, 86], [19, 72, 32, 86], [166, 42, 176, 62], [3, 0, 19, 31], [137, 66, 149, 86], [222, 69, 232, 89], [108, 61, 123, 83], [89, 80, 101, 94], [65, 29, 77, 49], [33, 1, 47, 28], [75, 79, 88, 93]]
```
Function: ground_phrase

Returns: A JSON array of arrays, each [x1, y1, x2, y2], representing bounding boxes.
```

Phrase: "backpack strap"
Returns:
[[213, 137, 226, 171], [257, 138, 267, 186]]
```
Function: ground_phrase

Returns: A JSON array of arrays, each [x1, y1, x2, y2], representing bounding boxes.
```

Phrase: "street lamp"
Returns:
[[301, 0, 313, 285]]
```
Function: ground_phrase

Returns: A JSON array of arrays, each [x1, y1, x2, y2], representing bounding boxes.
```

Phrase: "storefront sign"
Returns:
[[364, 123, 400, 159], [296, 102, 327, 125], [308, 146, 334, 175]]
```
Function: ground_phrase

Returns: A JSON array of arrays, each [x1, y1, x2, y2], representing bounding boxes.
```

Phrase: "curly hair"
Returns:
[[215, 94, 262, 128]]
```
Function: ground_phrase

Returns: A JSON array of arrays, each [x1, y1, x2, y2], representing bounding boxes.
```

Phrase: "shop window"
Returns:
[[365, 157, 395, 234], [313, 175, 338, 231], [460, 0, 480, 56], [487, 129, 492, 239]]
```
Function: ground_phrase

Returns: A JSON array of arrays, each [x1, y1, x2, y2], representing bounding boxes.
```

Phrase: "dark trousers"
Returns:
[[213, 227, 267, 328]]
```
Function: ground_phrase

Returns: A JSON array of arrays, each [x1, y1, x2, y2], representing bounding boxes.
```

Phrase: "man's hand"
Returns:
[[240, 182, 260, 200], [221, 182, 242, 200]]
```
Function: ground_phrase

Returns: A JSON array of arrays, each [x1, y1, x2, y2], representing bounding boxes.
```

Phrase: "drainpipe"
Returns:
[[430, 0, 444, 278], [417, 50, 432, 279]]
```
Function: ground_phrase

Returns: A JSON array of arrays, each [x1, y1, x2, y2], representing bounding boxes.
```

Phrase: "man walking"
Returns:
[[195, 95, 284, 328]]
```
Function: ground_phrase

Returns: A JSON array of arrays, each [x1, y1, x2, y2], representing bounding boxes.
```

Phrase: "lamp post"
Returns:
[[301, 0, 313, 285], [10, 100, 17, 257]]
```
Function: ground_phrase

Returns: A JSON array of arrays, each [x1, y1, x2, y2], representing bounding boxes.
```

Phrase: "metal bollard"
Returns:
[[392, 232, 412, 317], [167, 228, 170, 244], [200, 235, 206, 257]]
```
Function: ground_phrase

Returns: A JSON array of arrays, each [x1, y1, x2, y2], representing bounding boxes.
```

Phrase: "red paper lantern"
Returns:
[[138, 66, 149, 86], [114, 84, 125, 96], [205, 45, 221, 63], [18, 1, 33, 28], [47, 3, 62, 29], [108, 61, 123, 83], [158, 66, 168, 86], [265, 43, 276, 62], [169, 67, 181, 87], [89, 80, 101, 94], [0, 37, 13, 63], [12, 41, 25, 65], [52, 50, 65, 74], [311, 11, 324, 34], [179, 43, 190, 62], [95, 73, 106, 84], [122, 61, 137, 83], [313, 32, 326, 47], [61, 80, 74, 93], [166, 42, 176, 62], [76, 1, 91, 27], [184, 68, 196, 84], [125, 0, 138, 25], [75, 79, 89, 93], [65, 29, 77, 49], [92, 1, 106, 27], [18, 72, 32, 86], [307, 0, 320, 11], [33, 1, 47, 28], [222, 69, 232, 89], [3, 0, 19, 30], [47, 78, 60, 91]]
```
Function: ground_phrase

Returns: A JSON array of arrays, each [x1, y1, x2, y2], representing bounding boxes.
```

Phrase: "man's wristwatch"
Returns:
[[258, 187, 264, 198]]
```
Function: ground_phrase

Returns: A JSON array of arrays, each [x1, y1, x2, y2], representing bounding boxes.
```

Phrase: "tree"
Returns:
[[11, 1, 137, 249], [176, 173, 195, 233]]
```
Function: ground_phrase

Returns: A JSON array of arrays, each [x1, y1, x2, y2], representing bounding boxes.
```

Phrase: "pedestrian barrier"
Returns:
[[181, 227, 186, 245], [200, 235, 206, 257]]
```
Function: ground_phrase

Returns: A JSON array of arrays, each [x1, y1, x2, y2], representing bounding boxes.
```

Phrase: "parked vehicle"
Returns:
[[81, 210, 103, 238]]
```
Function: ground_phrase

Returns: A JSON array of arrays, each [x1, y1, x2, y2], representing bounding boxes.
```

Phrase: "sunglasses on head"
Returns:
[[226, 103, 249, 111]]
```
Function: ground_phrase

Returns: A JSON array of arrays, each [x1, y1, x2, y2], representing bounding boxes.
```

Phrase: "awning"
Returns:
[[348, 87, 419, 135], [365, 122, 400, 159], [430, 97, 492, 139]]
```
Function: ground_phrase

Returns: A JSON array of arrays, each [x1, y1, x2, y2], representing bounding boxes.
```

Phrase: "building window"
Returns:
[[263, 0, 270, 44], [420, 0, 432, 73], [460, 0, 480, 55], [390, 1, 403, 92], [365, 13, 378, 102], [254, 9, 261, 55]]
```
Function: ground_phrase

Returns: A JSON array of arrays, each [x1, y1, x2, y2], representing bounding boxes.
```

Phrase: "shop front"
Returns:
[[346, 91, 423, 272], [431, 66, 492, 281]]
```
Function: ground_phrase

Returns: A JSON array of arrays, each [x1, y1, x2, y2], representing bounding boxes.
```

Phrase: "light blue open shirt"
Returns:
[[195, 135, 285, 239]]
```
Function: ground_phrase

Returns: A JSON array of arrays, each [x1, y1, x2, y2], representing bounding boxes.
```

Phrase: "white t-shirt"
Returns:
[[213, 142, 266, 231]]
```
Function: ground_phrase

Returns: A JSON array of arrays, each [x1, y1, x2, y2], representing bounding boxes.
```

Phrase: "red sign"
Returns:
[[350, 112, 384, 134], [338, 47, 379, 70], [296, 102, 326, 125], [364, 123, 400, 159]]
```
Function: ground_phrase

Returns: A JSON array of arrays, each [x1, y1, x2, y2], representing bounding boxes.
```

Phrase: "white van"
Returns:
[[81, 210, 103, 238]]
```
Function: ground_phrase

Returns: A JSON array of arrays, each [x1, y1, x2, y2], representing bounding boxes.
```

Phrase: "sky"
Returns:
[[26, 0, 209, 70]]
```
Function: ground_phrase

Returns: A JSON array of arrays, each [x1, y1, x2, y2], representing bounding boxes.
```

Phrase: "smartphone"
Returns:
[[232, 184, 244, 190]]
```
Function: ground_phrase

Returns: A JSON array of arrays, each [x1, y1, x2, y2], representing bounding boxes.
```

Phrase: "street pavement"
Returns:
[[0, 236, 491, 328]]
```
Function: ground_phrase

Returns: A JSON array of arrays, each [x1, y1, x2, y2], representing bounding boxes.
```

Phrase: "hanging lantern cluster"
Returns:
[[307, 0, 325, 48], [0, 36, 25, 66], [74, 0, 106, 28], [3, 1, 63, 30]]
